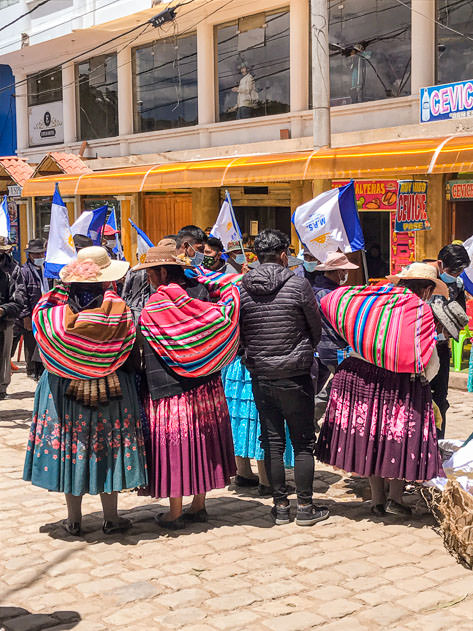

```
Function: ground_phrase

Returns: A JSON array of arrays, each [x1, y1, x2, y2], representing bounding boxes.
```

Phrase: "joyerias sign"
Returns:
[[395, 180, 430, 233]]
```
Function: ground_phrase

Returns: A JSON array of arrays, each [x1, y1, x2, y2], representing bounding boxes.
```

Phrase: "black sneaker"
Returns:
[[295, 504, 329, 526], [270, 503, 290, 525], [234, 474, 259, 488]]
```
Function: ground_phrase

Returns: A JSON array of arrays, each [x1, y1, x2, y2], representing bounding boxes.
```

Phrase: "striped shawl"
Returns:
[[139, 268, 241, 377], [33, 286, 136, 379]]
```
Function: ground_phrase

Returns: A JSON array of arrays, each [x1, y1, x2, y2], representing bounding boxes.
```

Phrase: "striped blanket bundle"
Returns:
[[140, 268, 241, 377], [320, 284, 437, 374], [33, 286, 136, 380]]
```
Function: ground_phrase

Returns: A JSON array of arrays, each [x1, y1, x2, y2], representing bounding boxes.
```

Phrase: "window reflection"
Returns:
[[329, 0, 411, 105], [27, 68, 62, 107], [133, 33, 198, 132], [437, 0, 473, 84], [77, 54, 118, 140], [217, 10, 290, 121]]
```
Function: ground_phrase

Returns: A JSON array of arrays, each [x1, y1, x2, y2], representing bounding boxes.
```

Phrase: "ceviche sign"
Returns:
[[421, 80, 473, 123], [395, 180, 430, 232]]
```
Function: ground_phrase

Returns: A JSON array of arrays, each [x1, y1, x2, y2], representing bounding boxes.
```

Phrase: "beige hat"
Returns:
[[386, 262, 449, 298], [132, 238, 188, 271], [60, 246, 129, 283], [0, 236, 13, 251], [314, 252, 359, 271]]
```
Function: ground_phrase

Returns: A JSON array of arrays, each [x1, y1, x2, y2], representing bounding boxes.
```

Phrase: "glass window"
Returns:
[[27, 68, 62, 107], [437, 0, 473, 84], [133, 33, 198, 132], [329, 0, 411, 105], [0, 0, 19, 8], [76, 53, 118, 140], [216, 10, 290, 121]]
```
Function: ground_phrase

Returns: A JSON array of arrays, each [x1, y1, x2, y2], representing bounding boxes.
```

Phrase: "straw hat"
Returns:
[[60, 246, 129, 283], [0, 236, 13, 251], [132, 238, 188, 271], [386, 262, 449, 298], [314, 252, 359, 271]]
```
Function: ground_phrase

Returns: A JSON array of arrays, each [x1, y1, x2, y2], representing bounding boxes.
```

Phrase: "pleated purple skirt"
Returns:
[[145, 376, 236, 498], [315, 357, 444, 482]]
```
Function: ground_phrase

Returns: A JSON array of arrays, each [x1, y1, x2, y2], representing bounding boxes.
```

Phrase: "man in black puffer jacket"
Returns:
[[240, 229, 328, 527]]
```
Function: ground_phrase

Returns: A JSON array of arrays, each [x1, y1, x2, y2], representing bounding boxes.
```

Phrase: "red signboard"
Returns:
[[332, 180, 398, 210], [447, 180, 473, 201]]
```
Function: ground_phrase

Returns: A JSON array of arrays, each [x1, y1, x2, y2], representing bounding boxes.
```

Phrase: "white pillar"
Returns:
[[197, 21, 215, 126], [62, 61, 77, 145], [13, 71, 29, 153], [411, 0, 435, 94], [290, 0, 309, 112], [117, 47, 133, 156], [311, 0, 330, 148]]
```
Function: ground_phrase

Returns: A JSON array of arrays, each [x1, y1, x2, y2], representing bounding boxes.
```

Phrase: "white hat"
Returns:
[[386, 262, 449, 298], [314, 252, 359, 271], [60, 246, 129, 283]]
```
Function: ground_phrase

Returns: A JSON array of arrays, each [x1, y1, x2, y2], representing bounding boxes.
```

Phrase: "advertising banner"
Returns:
[[28, 101, 64, 146], [395, 180, 430, 232], [446, 179, 473, 201], [332, 180, 398, 210], [420, 80, 473, 123]]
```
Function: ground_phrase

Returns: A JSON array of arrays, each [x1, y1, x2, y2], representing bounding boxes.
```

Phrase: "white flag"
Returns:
[[211, 193, 241, 249], [44, 184, 76, 279], [0, 195, 10, 239]]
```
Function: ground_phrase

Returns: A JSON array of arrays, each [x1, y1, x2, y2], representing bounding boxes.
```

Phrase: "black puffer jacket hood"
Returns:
[[242, 264, 293, 296]]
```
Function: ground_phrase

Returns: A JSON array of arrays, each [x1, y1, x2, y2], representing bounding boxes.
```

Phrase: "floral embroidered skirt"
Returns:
[[315, 357, 444, 481], [23, 371, 148, 495], [221, 357, 294, 466], [144, 376, 236, 499]]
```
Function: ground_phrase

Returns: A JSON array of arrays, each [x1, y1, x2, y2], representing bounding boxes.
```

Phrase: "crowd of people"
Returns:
[[0, 221, 470, 534]]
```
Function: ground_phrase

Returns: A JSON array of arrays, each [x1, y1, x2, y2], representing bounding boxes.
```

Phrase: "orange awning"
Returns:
[[21, 134, 473, 197]]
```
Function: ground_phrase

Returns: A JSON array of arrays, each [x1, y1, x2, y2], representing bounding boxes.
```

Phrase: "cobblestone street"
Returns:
[[0, 369, 472, 631]]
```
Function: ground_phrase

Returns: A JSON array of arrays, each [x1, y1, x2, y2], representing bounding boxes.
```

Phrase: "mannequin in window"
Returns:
[[232, 63, 259, 119]]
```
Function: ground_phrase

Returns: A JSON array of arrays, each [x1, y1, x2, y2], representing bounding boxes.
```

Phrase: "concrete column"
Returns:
[[290, 180, 313, 247], [290, 0, 309, 113], [311, 0, 330, 148], [197, 22, 215, 128], [62, 62, 77, 145], [411, 0, 435, 94], [117, 46, 133, 156], [13, 71, 29, 152], [192, 188, 219, 228]]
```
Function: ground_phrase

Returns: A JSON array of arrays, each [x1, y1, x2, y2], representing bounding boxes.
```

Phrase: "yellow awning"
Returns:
[[22, 134, 473, 197]]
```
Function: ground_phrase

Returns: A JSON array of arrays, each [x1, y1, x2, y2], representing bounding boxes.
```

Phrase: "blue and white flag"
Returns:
[[129, 218, 154, 264], [44, 185, 76, 279], [210, 191, 242, 249], [71, 205, 108, 245], [292, 181, 364, 263], [105, 208, 125, 260], [0, 195, 10, 239], [460, 235, 473, 295]]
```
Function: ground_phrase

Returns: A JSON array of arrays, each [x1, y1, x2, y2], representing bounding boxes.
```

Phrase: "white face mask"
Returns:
[[340, 272, 348, 285], [33, 257, 45, 267]]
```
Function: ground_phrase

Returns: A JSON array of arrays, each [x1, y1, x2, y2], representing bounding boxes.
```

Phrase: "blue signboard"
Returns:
[[420, 80, 473, 123]]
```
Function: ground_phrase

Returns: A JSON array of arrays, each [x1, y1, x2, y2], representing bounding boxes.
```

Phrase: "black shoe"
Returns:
[[182, 508, 208, 523], [102, 517, 132, 534], [62, 519, 81, 536], [385, 499, 412, 517], [295, 503, 329, 526], [271, 503, 290, 525], [371, 504, 386, 517], [0, 392, 7, 400], [234, 474, 259, 488], [258, 484, 272, 497], [155, 513, 186, 530]]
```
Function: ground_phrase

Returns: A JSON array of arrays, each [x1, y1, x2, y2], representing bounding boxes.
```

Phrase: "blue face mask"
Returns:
[[440, 271, 456, 283], [235, 254, 246, 265], [188, 245, 205, 267], [303, 261, 318, 273]]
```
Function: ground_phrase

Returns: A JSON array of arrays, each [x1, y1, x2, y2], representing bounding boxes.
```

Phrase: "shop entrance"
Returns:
[[359, 212, 391, 279], [452, 201, 473, 242], [233, 205, 291, 241]]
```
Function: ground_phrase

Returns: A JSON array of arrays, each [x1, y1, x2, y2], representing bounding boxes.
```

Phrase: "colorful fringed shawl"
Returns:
[[320, 284, 436, 374], [33, 286, 136, 380], [140, 268, 241, 377]]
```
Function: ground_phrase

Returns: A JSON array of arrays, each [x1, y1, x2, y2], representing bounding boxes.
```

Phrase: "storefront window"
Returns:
[[329, 0, 411, 105], [76, 54, 118, 140], [27, 68, 62, 107], [216, 10, 290, 121], [437, 1, 473, 84], [133, 33, 198, 132]]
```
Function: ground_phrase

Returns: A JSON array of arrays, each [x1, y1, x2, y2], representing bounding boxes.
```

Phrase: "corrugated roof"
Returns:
[[0, 157, 34, 187], [32, 152, 92, 177]]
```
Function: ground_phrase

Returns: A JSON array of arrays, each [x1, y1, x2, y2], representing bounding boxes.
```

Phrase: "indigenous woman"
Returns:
[[316, 263, 446, 517], [136, 241, 237, 529], [23, 247, 147, 536]]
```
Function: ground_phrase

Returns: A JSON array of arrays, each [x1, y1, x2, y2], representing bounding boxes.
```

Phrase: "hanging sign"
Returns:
[[395, 180, 430, 232], [332, 180, 398, 210], [28, 101, 64, 146], [8, 185, 22, 197], [446, 179, 473, 201], [420, 80, 473, 123]]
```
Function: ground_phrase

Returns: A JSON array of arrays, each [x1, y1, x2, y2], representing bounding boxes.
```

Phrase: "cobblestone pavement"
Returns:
[[0, 368, 472, 631]]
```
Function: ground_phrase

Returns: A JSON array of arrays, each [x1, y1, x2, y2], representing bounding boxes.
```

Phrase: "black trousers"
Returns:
[[252, 374, 315, 505], [431, 342, 450, 440]]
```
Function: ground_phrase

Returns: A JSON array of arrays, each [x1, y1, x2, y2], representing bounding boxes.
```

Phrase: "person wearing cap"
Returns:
[[0, 236, 26, 399], [311, 252, 359, 424], [224, 240, 248, 273], [316, 262, 445, 518], [20, 239, 49, 380], [102, 224, 122, 260], [23, 246, 147, 536], [134, 240, 236, 530]]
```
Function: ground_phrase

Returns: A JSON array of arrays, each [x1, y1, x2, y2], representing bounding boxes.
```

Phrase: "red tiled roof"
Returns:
[[32, 152, 92, 177], [0, 157, 34, 186]]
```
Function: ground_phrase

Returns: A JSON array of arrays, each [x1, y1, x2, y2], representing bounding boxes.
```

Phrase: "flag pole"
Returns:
[[361, 249, 370, 285], [225, 189, 247, 263]]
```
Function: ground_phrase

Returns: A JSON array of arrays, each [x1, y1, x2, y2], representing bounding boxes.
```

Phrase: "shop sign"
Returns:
[[395, 180, 430, 232], [446, 179, 473, 201], [332, 180, 398, 210], [420, 80, 473, 123], [28, 101, 64, 146], [7, 185, 22, 197]]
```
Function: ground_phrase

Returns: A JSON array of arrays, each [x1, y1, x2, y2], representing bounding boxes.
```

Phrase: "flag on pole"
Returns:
[[105, 208, 125, 260], [44, 184, 76, 279], [460, 235, 473, 295], [71, 205, 108, 245], [0, 195, 10, 239], [291, 181, 365, 263], [128, 218, 154, 264], [210, 191, 242, 249]]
